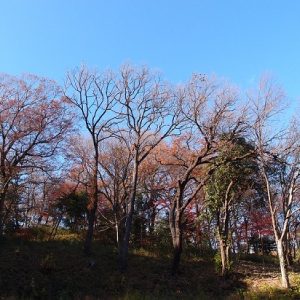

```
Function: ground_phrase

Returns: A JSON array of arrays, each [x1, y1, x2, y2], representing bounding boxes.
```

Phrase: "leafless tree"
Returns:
[[250, 77, 300, 288], [114, 65, 182, 271], [65, 66, 120, 254], [97, 139, 132, 247]]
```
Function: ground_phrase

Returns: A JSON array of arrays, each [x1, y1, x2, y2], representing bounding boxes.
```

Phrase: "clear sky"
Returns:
[[0, 0, 299, 103]]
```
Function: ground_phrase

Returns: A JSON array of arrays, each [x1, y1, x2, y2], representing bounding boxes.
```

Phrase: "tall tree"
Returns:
[[166, 75, 247, 274], [97, 139, 132, 247], [115, 65, 182, 271], [250, 77, 300, 288], [65, 66, 120, 254]]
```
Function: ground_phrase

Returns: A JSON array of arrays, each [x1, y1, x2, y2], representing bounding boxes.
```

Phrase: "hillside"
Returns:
[[0, 231, 299, 299]]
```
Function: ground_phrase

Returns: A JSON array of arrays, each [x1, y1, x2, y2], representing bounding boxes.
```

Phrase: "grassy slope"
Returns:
[[0, 233, 299, 299]]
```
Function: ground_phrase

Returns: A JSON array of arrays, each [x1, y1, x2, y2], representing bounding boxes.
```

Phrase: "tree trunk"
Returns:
[[217, 212, 230, 276], [0, 190, 7, 235], [244, 218, 249, 254], [226, 244, 230, 268], [169, 200, 183, 275], [115, 216, 119, 248], [195, 203, 202, 249], [0, 199, 4, 235], [149, 208, 156, 235], [118, 154, 138, 272], [277, 239, 290, 288], [84, 154, 99, 255], [84, 203, 97, 255], [118, 198, 134, 272], [171, 233, 182, 275], [285, 232, 293, 267], [219, 238, 230, 276], [49, 215, 62, 240]]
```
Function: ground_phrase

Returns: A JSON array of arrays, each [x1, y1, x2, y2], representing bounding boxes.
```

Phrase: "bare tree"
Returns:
[[250, 77, 300, 288], [97, 139, 132, 248], [65, 66, 120, 254], [115, 65, 182, 271]]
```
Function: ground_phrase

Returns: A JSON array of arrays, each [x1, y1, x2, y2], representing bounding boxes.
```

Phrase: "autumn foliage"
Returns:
[[0, 67, 299, 291]]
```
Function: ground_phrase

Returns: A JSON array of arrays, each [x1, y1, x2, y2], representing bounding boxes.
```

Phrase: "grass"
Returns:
[[241, 280, 300, 300], [0, 229, 299, 299], [233, 257, 300, 299]]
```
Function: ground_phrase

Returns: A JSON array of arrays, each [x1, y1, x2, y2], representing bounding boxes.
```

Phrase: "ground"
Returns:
[[0, 229, 299, 299]]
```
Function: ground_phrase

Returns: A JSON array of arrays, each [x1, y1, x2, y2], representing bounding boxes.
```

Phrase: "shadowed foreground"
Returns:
[[0, 234, 299, 299]]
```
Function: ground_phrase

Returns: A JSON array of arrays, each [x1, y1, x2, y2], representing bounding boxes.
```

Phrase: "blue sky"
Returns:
[[0, 0, 299, 103]]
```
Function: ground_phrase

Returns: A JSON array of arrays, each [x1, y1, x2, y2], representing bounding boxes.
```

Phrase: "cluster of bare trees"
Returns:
[[0, 66, 299, 288]]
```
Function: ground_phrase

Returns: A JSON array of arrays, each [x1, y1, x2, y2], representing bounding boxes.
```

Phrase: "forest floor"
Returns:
[[0, 230, 299, 299]]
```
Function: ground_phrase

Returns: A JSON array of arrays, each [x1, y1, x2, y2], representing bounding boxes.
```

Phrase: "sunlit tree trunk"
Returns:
[[277, 239, 290, 288]]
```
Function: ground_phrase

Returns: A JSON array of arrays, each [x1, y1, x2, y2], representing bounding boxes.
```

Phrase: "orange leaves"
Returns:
[[0, 74, 74, 208]]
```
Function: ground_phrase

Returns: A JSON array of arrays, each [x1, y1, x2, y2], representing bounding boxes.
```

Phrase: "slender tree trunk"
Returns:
[[217, 209, 231, 276], [219, 237, 230, 276], [216, 182, 233, 276], [149, 208, 156, 235], [244, 218, 249, 254], [226, 244, 230, 267], [118, 153, 138, 272], [262, 167, 291, 288], [49, 215, 62, 240], [195, 203, 202, 249], [84, 152, 99, 255], [285, 232, 293, 267], [277, 239, 290, 288], [293, 225, 299, 260], [115, 216, 119, 248]]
